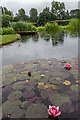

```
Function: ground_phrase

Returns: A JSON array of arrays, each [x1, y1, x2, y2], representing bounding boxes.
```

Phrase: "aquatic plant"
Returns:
[[48, 105, 61, 117], [64, 64, 71, 70]]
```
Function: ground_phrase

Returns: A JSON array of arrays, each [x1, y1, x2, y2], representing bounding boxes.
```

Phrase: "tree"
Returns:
[[51, 1, 66, 20], [70, 9, 80, 19], [2, 14, 13, 27], [0, 6, 13, 16], [30, 8, 38, 22], [65, 10, 70, 19], [16, 8, 27, 21], [38, 7, 56, 26]]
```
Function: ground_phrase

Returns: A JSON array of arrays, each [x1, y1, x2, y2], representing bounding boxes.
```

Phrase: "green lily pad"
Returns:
[[2, 100, 21, 117], [10, 108, 25, 118], [25, 103, 48, 118], [12, 81, 27, 90], [8, 91, 22, 100], [70, 85, 78, 92], [49, 93, 71, 106]]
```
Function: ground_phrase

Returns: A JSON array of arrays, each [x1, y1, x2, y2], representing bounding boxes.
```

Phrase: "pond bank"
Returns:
[[2, 57, 79, 119], [0, 34, 21, 46]]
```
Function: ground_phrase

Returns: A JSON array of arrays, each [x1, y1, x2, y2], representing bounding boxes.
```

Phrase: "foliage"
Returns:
[[2, 14, 13, 27], [12, 21, 37, 31], [30, 8, 38, 23], [16, 8, 27, 21], [45, 22, 59, 32], [51, 1, 66, 20], [37, 26, 45, 32], [54, 20, 70, 26], [38, 7, 56, 26], [0, 34, 21, 45], [70, 9, 80, 19], [67, 18, 80, 31], [2, 27, 15, 35], [1, 6, 13, 16]]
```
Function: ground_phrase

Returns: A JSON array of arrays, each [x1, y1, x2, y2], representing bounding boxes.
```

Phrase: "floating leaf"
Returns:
[[38, 82, 44, 86], [62, 80, 71, 86], [26, 80, 29, 83], [25, 103, 48, 118], [49, 93, 71, 106], [44, 84, 55, 89], [8, 91, 22, 100], [40, 74, 45, 77], [70, 85, 78, 92]]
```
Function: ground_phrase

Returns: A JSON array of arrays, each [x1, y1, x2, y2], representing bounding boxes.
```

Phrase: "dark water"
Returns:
[[1, 31, 78, 66]]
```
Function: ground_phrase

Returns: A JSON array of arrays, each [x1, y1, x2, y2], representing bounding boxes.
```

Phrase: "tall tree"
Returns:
[[51, 1, 65, 20], [38, 7, 56, 26], [30, 8, 38, 22], [70, 9, 80, 19], [0, 6, 13, 16], [16, 8, 27, 21], [2, 14, 13, 27]]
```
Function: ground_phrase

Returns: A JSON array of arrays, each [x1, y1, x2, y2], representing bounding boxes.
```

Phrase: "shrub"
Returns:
[[67, 18, 80, 31], [0, 28, 2, 35], [11, 21, 37, 31], [2, 27, 15, 35], [37, 26, 45, 32], [45, 22, 59, 32]]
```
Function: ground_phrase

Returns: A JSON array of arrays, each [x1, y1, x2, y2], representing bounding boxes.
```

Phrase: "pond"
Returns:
[[1, 31, 78, 66], [1, 31, 79, 119]]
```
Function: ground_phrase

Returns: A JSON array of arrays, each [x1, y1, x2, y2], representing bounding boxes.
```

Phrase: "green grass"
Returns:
[[0, 34, 21, 45]]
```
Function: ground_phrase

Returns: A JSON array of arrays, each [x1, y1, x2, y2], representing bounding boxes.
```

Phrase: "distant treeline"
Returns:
[[0, 1, 80, 27]]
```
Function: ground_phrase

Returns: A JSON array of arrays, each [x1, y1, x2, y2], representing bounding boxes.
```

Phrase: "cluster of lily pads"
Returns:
[[2, 58, 78, 119]]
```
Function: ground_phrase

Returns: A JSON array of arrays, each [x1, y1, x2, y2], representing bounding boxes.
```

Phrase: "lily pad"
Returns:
[[61, 102, 74, 113], [22, 90, 35, 99], [70, 85, 78, 92], [10, 108, 25, 118], [41, 88, 55, 99], [12, 81, 27, 90], [8, 91, 22, 100], [2, 100, 21, 117], [49, 93, 71, 106], [25, 103, 48, 118]]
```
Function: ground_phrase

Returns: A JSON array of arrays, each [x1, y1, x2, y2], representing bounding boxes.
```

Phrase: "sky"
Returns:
[[0, 0, 80, 16]]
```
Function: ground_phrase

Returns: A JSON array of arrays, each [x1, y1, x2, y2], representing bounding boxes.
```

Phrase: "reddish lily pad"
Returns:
[[61, 102, 74, 113]]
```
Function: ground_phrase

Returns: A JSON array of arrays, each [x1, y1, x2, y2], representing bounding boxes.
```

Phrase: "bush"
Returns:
[[67, 18, 80, 31], [0, 28, 2, 35], [45, 22, 59, 32], [11, 21, 37, 31], [37, 26, 45, 32], [2, 27, 15, 35]]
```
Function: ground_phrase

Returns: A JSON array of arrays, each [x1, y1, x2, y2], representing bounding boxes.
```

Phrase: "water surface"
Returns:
[[1, 31, 78, 66]]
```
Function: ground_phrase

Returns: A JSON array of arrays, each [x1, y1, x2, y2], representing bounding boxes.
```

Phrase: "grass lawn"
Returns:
[[0, 34, 21, 45]]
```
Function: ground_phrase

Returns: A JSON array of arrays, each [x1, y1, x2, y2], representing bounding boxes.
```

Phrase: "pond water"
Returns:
[[1, 31, 78, 66]]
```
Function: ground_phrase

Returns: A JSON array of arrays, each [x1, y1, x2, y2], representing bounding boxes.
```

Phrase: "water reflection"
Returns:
[[39, 31, 64, 46], [1, 31, 78, 66]]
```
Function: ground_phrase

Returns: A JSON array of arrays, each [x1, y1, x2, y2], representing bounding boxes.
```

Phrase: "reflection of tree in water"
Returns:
[[21, 35, 32, 43], [32, 34, 39, 42], [51, 31, 64, 46], [40, 33, 50, 41]]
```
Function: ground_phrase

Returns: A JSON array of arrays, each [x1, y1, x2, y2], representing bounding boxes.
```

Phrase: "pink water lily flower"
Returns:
[[64, 64, 71, 70], [48, 105, 61, 117]]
